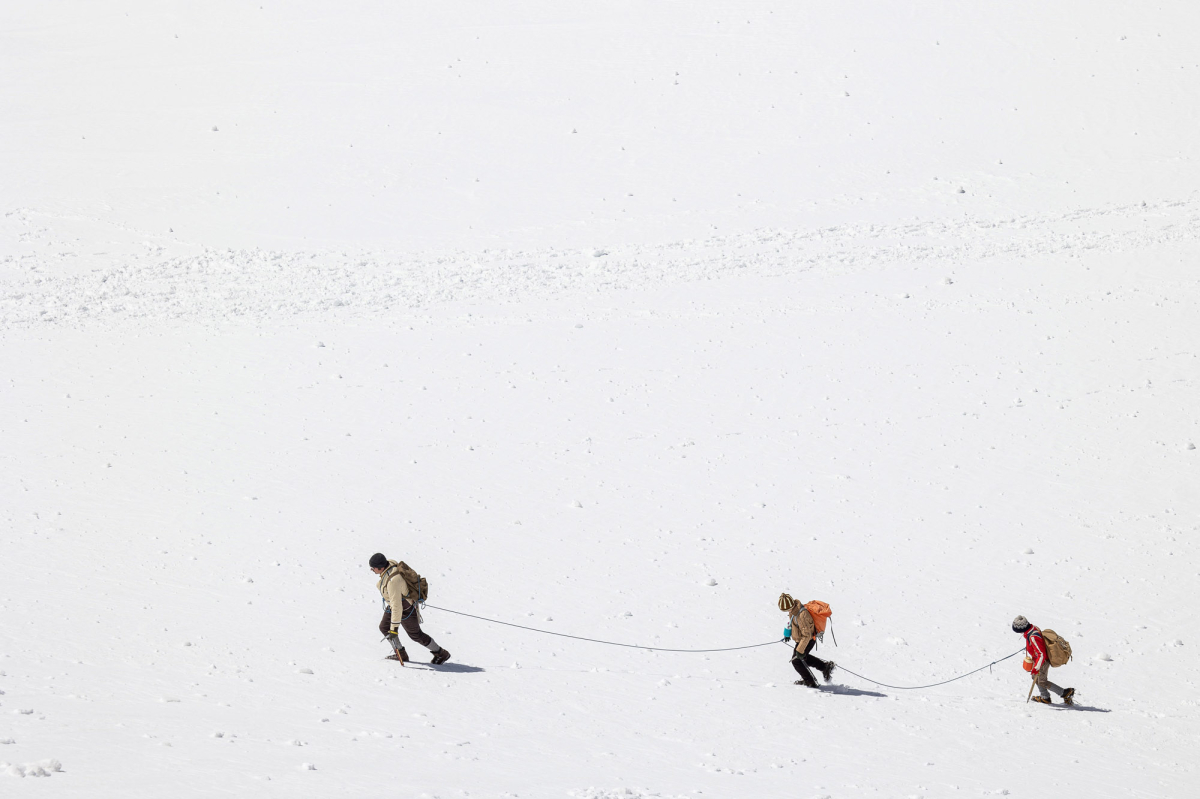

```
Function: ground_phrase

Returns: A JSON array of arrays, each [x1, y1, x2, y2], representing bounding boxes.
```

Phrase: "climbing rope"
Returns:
[[425, 604, 1025, 688], [424, 604, 780, 653], [825, 646, 1026, 690]]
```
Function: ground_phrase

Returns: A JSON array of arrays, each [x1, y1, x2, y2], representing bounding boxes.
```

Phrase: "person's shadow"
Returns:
[[821, 684, 888, 698], [408, 662, 485, 674], [1062, 703, 1110, 713]]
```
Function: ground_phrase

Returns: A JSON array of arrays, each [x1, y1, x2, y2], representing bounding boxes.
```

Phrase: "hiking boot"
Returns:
[[794, 678, 819, 688], [386, 648, 410, 665], [431, 648, 451, 666], [1031, 695, 1052, 705], [821, 661, 836, 683], [1061, 688, 1075, 706]]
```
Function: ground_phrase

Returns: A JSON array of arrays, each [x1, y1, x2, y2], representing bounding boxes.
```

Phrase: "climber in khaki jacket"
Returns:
[[779, 593, 835, 688], [369, 553, 450, 666]]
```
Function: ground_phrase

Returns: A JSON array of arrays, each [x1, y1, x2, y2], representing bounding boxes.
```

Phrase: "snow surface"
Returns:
[[2, 2, 1199, 797]]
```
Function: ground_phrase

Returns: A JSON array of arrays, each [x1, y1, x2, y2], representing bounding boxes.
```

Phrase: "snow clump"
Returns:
[[2, 759, 62, 778]]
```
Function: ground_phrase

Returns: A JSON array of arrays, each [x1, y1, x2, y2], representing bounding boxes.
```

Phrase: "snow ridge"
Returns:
[[3, 197, 1198, 327]]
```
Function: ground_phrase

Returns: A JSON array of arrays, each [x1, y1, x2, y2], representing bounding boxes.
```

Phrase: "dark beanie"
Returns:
[[369, 553, 388, 569]]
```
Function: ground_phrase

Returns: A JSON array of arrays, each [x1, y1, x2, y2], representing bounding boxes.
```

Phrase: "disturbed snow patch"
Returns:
[[572, 790, 689, 799], [5, 199, 1199, 328], [3, 759, 62, 778]]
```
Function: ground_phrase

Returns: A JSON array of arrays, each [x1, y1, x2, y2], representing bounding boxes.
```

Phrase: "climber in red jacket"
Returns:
[[1014, 615, 1074, 705]]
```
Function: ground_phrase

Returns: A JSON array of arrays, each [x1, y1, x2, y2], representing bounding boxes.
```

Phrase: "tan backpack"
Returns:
[[1041, 629, 1072, 667], [394, 561, 429, 602]]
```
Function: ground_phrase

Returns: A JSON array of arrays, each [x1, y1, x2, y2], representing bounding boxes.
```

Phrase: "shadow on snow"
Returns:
[[821, 684, 888, 698], [405, 662, 486, 674], [1057, 703, 1110, 713]]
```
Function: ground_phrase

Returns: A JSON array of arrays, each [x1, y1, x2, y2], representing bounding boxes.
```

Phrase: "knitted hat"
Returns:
[[369, 553, 388, 569], [778, 593, 798, 612], [1012, 615, 1031, 633]]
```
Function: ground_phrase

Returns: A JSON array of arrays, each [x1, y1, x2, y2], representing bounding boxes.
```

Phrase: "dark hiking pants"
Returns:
[[380, 599, 439, 653], [791, 639, 829, 686]]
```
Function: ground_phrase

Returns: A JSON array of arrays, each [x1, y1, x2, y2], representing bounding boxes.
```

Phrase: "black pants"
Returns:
[[791, 639, 829, 686], [379, 600, 434, 650]]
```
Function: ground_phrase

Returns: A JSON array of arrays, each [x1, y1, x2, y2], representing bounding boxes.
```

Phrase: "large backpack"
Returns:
[[804, 601, 832, 641], [1042, 629, 1072, 667], [395, 561, 429, 603]]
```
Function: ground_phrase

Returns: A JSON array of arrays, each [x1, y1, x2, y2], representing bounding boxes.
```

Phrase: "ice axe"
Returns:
[[1026, 674, 1036, 703]]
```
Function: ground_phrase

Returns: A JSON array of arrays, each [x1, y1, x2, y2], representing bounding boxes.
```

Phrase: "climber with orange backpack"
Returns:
[[778, 593, 835, 688], [1013, 615, 1074, 705]]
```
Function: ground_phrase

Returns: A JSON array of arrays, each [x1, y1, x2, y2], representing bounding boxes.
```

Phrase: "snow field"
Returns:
[[3, 225, 1199, 795], [3, 1, 1200, 796], [5, 2, 1200, 252]]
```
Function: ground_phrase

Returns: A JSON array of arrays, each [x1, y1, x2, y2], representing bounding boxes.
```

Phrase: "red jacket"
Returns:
[[1024, 626, 1049, 672]]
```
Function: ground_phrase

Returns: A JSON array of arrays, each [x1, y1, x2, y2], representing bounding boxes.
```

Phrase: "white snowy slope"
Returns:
[[1, 2, 1199, 798]]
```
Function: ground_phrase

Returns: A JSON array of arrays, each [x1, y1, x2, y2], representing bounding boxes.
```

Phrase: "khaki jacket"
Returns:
[[787, 605, 816, 653], [376, 560, 411, 626]]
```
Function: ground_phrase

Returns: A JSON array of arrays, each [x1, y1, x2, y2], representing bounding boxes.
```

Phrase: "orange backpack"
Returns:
[[805, 601, 832, 636]]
